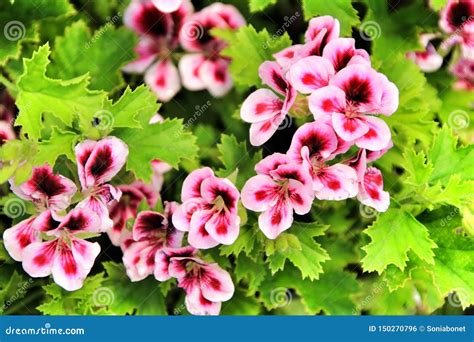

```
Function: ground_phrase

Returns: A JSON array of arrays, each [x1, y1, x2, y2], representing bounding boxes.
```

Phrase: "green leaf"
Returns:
[[103, 85, 159, 129], [213, 25, 292, 88], [361, 208, 437, 273], [248, 0, 277, 12], [49, 20, 136, 92], [0, 0, 75, 65], [265, 222, 330, 280], [102, 262, 167, 315], [15, 44, 106, 139], [216, 134, 261, 189], [114, 118, 198, 182], [402, 148, 433, 186], [220, 225, 260, 257], [220, 289, 262, 315], [0, 139, 38, 183], [430, 0, 448, 10], [34, 127, 77, 166], [302, 0, 360, 36], [0, 270, 27, 314], [234, 254, 267, 295]]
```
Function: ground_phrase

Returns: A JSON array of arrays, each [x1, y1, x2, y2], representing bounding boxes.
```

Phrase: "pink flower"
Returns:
[[155, 246, 234, 315], [439, 0, 474, 55], [0, 120, 15, 146], [172, 167, 240, 248], [406, 34, 443, 72], [309, 64, 398, 151], [107, 181, 158, 246], [124, 0, 193, 101], [21, 208, 102, 291], [287, 122, 358, 201], [3, 165, 77, 261], [123, 202, 183, 281], [75, 137, 129, 232], [240, 61, 296, 146], [349, 150, 390, 212], [241, 153, 314, 239], [179, 3, 245, 97], [450, 57, 474, 90], [152, 0, 183, 13]]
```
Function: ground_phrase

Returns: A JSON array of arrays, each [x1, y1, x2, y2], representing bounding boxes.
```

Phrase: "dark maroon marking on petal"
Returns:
[[215, 215, 228, 235], [272, 71, 288, 93], [215, 68, 226, 82], [199, 224, 210, 237], [367, 186, 380, 200], [64, 213, 88, 231], [447, 1, 471, 29], [209, 186, 237, 209], [33, 242, 56, 266], [31, 168, 66, 197], [342, 76, 372, 105], [139, 212, 166, 231], [199, 292, 213, 306], [146, 254, 155, 266], [299, 130, 331, 158], [271, 210, 282, 225], [333, 50, 354, 72], [0, 132, 8, 146], [18, 232, 32, 248], [255, 189, 271, 201], [291, 193, 303, 205], [89, 145, 113, 178], [136, 2, 170, 38]]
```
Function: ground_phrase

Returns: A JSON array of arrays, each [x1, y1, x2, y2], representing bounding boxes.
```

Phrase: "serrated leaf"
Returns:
[[114, 118, 198, 182], [15, 44, 106, 139], [49, 20, 136, 92], [248, 0, 277, 12], [34, 127, 77, 166], [234, 254, 267, 295], [213, 25, 292, 88], [221, 289, 261, 315], [220, 225, 259, 257], [361, 208, 437, 273], [302, 0, 359, 36], [402, 148, 433, 186]]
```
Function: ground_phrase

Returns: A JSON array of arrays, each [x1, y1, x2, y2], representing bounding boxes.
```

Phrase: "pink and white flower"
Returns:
[[124, 0, 193, 101], [21, 208, 102, 291], [241, 154, 314, 239], [349, 149, 390, 212], [241, 61, 296, 146], [172, 167, 240, 248], [0, 120, 15, 146], [123, 202, 183, 281], [450, 57, 474, 90], [406, 34, 443, 72], [179, 3, 245, 97], [309, 64, 398, 151], [439, 0, 474, 55], [287, 122, 358, 201], [155, 246, 234, 315], [75, 137, 129, 232]]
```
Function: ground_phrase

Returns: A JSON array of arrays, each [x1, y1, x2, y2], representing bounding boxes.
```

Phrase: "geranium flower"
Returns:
[[241, 153, 314, 239], [4, 165, 77, 261], [439, 0, 474, 56], [155, 246, 234, 315], [21, 208, 101, 291], [309, 64, 398, 151], [123, 202, 183, 281], [406, 34, 443, 72], [450, 57, 474, 90], [107, 181, 158, 246], [0, 121, 15, 146], [240, 61, 296, 146], [179, 3, 245, 97], [75, 137, 129, 232], [349, 149, 390, 212], [124, 0, 193, 101], [172, 167, 240, 248], [287, 122, 358, 200]]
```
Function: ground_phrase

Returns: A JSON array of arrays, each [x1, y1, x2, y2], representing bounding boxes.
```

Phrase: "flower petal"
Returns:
[[240, 89, 284, 123], [289, 56, 335, 94], [273, 44, 303, 68], [205, 211, 240, 245], [200, 176, 239, 212], [258, 199, 293, 239], [154, 246, 197, 281], [314, 164, 358, 200], [181, 167, 214, 201], [308, 85, 346, 120], [331, 112, 369, 141], [200, 263, 234, 302], [22, 240, 58, 278], [123, 240, 158, 282], [133, 211, 167, 241], [57, 207, 102, 234], [305, 15, 340, 43], [199, 58, 233, 97], [76, 196, 112, 233], [254, 153, 292, 176], [259, 61, 289, 95], [3, 217, 40, 261], [249, 114, 285, 146], [184, 284, 221, 315], [179, 53, 206, 90], [241, 175, 280, 212], [322, 38, 370, 72], [358, 167, 390, 212], [287, 178, 314, 215], [188, 209, 219, 249], [152, 0, 183, 13], [145, 59, 181, 102], [355, 116, 392, 152]]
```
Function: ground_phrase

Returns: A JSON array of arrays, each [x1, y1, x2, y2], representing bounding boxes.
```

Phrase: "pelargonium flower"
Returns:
[[75, 137, 129, 232], [349, 149, 390, 212], [172, 167, 240, 248], [21, 208, 102, 291], [450, 57, 474, 90], [123, 202, 183, 281], [439, 0, 474, 56], [179, 3, 245, 97], [309, 64, 398, 151], [406, 34, 443, 72], [241, 153, 314, 239], [107, 181, 159, 246], [124, 0, 193, 101], [0, 120, 15, 146], [155, 246, 234, 315], [287, 122, 358, 201], [152, 0, 183, 13], [240, 61, 296, 146]]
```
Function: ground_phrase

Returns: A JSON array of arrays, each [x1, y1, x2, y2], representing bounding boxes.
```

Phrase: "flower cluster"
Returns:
[[0, 91, 15, 147], [3, 136, 130, 291], [407, 0, 473, 89], [124, 0, 245, 101], [240, 16, 398, 239]]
